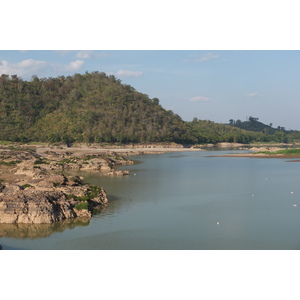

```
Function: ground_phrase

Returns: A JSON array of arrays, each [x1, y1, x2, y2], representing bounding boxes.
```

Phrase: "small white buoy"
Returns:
[[216, 222, 220, 225], [291, 192, 294, 194], [293, 204, 297, 207], [252, 194, 255, 197], [134, 173, 136, 176]]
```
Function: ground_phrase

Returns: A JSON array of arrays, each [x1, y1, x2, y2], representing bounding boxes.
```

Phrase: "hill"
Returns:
[[0, 72, 299, 145], [228, 117, 280, 134], [0, 72, 192, 144]]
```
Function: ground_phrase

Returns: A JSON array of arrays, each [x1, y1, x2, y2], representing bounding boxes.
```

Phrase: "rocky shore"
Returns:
[[0, 145, 135, 224], [0, 143, 202, 225]]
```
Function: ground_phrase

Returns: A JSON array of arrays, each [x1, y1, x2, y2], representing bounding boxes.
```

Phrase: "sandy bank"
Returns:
[[214, 153, 300, 159], [36, 146, 204, 157]]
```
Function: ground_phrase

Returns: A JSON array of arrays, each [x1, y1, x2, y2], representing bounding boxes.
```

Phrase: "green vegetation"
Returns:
[[74, 202, 89, 210], [84, 155, 98, 161], [66, 185, 102, 203], [21, 184, 33, 189], [0, 72, 191, 144], [0, 160, 21, 166], [0, 72, 299, 145], [227, 116, 299, 143], [34, 159, 50, 165], [256, 149, 300, 155]]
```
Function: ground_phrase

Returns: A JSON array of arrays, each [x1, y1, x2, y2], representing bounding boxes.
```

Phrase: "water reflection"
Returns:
[[0, 218, 91, 239]]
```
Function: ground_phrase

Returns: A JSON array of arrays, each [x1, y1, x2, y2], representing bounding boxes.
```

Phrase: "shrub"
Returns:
[[21, 184, 33, 189], [75, 202, 89, 210], [0, 160, 22, 166], [34, 159, 50, 165]]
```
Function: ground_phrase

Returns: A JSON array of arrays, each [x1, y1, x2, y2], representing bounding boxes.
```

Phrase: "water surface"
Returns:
[[1, 150, 300, 250]]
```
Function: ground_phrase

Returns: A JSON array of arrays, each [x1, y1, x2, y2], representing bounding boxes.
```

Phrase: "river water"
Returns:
[[1, 149, 300, 250]]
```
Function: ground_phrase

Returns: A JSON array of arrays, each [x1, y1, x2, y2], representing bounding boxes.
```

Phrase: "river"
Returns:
[[1, 149, 300, 250]]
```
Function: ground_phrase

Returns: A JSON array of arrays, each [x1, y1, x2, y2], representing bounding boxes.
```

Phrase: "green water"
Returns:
[[1, 150, 300, 250]]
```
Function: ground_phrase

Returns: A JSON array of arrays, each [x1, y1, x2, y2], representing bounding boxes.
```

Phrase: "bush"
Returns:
[[75, 202, 89, 210], [21, 184, 33, 189], [0, 160, 22, 166], [34, 159, 50, 165]]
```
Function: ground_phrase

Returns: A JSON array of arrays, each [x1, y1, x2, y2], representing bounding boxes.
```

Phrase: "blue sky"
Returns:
[[1, 50, 299, 130]]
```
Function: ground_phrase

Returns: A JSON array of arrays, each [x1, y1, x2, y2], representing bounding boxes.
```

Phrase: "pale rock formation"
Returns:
[[0, 174, 108, 224]]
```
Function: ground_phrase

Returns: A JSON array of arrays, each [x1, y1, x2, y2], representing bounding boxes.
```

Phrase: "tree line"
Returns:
[[0, 72, 299, 145]]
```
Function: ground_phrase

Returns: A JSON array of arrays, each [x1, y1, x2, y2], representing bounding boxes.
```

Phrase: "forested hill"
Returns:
[[229, 117, 281, 134], [0, 72, 299, 145], [0, 72, 192, 144]]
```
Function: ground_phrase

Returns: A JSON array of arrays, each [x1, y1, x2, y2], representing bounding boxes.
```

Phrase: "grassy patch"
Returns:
[[58, 157, 78, 165], [256, 149, 300, 155], [21, 184, 33, 189], [62, 158, 77, 164], [0, 141, 13, 145], [7, 146, 35, 153], [0, 160, 22, 166], [84, 155, 98, 161], [34, 159, 50, 165], [274, 149, 300, 155], [66, 185, 101, 203], [74, 202, 89, 210]]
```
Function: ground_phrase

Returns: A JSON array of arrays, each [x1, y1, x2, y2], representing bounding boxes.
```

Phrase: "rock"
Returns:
[[0, 147, 134, 224], [43, 174, 67, 185], [73, 209, 92, 218], [104, 170, 130, 176], [0, 181, 5, 192], [66, 176, 84, 186], [0, 175, 108, 224], [0, 245, 2, 250]]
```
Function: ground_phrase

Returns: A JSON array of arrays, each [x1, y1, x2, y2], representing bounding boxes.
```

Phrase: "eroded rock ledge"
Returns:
[[0, 146, 134, 224], [0, 173, 108, 224]]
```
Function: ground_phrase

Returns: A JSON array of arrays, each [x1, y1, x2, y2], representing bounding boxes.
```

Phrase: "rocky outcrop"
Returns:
[[0, 174, 108, 224], [31, 151, 132, 175], [0, 146, 135, 224]]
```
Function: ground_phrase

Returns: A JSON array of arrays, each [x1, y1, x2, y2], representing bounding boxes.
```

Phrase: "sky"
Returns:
[[0, 50, 299, 130]]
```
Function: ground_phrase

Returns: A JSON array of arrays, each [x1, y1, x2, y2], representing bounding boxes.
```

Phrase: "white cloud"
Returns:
[[195, 53, 219, 62], [63, 60, 84, 71], [0, 59, 48, 77], [189, 96, 210, 102], [0, 59, 84, 78], [246, 92, 259, 97], [76, 51, 93, 59], [76, 50, 107, 59], [116, 70, 143, 77]]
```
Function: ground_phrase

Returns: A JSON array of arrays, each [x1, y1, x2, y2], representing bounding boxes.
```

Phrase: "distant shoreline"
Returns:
[[215, 153, 300, 159]]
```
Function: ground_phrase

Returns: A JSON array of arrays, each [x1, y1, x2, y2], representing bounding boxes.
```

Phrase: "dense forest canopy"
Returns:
[[0, 72, 299, 145]]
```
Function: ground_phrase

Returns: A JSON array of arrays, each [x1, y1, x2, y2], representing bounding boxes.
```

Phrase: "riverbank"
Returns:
[[0, 145, 131, 225], [0, 143, 203, 225], [215, 146, 300, 159], [35, 143, 204, 157]]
